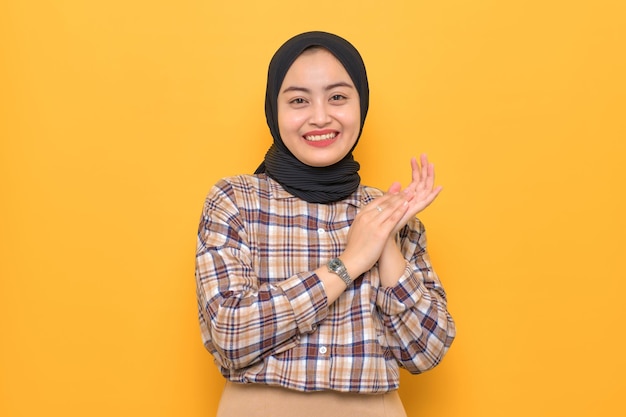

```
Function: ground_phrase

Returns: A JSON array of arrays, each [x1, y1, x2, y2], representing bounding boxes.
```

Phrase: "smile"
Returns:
[[304, 132, 338, 142]]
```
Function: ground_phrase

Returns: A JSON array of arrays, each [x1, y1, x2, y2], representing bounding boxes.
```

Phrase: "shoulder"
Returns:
[[201, 174, 266, 213], [213, 174, 267, 192], [208, 174, 274, 200]]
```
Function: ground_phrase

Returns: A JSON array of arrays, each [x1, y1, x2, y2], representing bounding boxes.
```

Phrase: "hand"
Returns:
[[375, 155, 442, 287], [341, 191, 412, 277], [340, 155, 442, 279], [388, 154, 442, 235]]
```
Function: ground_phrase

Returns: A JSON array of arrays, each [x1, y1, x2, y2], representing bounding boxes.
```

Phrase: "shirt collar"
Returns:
[[265, 174, 375, 208]]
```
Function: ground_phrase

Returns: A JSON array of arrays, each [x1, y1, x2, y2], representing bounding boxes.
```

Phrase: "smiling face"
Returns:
[[277, 47, 361, 168]]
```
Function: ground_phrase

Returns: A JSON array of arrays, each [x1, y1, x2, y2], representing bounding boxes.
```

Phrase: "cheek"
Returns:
[[338, 107, 361, 131], [278, 110, 306, 135]]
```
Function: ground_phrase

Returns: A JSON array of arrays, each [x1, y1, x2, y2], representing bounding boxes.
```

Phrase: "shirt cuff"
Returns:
[[277, 272, 328, 334], [376, 264, 425, 316]]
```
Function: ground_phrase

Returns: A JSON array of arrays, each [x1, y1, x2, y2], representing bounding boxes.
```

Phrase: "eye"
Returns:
[[289, 97, 307, 105], [330, 94, 347, 102]]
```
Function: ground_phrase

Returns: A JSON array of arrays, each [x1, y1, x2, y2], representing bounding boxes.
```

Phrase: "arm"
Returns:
[[377, 154, 442, 286], [195, 181, 329, 370], [376, 219, 456, 373], [196, 179, 412, 370], [365, 155, 455, 371]]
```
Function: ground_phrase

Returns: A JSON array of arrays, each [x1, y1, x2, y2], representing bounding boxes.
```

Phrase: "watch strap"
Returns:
[[327, 257, 352, 287]]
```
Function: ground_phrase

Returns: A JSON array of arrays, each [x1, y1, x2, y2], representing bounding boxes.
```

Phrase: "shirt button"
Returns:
[[317, 228, 325, 234], [319, 346, 327, 354]]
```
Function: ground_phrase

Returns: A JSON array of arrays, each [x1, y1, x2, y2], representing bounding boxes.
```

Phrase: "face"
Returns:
[[277, 48, 361, 167]]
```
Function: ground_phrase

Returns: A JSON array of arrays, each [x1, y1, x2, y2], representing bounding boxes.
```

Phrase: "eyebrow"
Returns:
[[281, 81, 354, 94]]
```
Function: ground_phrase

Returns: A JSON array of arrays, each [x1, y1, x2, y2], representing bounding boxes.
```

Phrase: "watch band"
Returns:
[[327, 257, 352, 287]]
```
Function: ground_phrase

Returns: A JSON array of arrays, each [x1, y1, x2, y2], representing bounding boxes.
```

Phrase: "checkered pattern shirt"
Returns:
[[195, 174, 455, 393]]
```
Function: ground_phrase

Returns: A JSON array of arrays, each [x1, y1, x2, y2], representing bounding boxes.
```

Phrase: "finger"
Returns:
[[428, 185, 443, 202], [411, 157, 420, 184], [373, 192, 411, 217], [387, 181, 402, 194], [413, 185, 443, 213], [425, 161, 435, 191], [420, 154, 429, 186], [361, 194, 399, 218], [416, 186, 442, 214], [380, 198, 410, 227], [370, 184, 413, 211]]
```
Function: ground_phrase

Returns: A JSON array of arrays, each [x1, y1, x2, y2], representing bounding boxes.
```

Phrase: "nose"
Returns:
[[309, 101, 332, 126]]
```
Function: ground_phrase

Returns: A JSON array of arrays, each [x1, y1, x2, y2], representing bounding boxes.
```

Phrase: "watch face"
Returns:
[[327, 258, 350, 286], [328, 258, 341, 272]]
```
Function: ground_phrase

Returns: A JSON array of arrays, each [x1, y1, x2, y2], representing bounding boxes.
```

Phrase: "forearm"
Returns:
[[377, 236, 408, 288], [331, 231, 406, 297], [378, 280, 455, 373], [315, 264, 354, 304], [198, 267, 328, 369], [376, 219, 455, 372]]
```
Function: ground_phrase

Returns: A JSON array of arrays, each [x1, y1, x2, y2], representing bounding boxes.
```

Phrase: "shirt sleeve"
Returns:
[[375, 218, 456, 374], [195, 180, 329, 370]]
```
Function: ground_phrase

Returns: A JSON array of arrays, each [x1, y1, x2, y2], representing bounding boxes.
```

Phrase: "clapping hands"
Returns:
[[387, 154, 442, 235], [342, 154, 442, 277]]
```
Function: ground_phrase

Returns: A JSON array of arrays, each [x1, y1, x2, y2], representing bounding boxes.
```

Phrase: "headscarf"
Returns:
[[254, 31, 370, 204]]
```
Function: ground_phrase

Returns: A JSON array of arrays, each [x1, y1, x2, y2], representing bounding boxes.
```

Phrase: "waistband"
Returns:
[[216, 381, 407, 417]]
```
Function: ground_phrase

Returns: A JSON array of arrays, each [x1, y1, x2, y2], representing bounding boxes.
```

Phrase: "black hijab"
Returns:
[[255, 31, 370, 204]]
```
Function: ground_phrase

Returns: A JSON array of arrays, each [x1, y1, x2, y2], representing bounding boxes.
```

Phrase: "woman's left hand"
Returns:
[[387, 154, 442, 235]]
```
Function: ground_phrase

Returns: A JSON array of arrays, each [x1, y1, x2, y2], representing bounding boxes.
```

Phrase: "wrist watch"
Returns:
[[327, 257, 352, 287]]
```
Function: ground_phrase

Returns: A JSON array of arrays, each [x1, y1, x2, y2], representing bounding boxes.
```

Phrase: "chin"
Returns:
[[304, 157, 343, 168]]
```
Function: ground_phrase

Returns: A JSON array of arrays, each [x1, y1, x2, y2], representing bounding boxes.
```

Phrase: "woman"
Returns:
[[195, 31, 455, 417]]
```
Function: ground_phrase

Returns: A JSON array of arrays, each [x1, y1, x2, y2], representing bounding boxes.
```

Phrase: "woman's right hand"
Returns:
[[340, 189, 413, 278]]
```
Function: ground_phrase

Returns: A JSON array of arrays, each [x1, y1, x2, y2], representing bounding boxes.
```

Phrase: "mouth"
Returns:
[[304, 131, 338, 142]]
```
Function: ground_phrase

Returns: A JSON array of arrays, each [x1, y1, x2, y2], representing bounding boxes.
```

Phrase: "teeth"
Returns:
[[305, 132, 337, 141]]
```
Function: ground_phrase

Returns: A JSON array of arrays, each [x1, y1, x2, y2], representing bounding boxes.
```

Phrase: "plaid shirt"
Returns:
[[195, 174, 455, 393]]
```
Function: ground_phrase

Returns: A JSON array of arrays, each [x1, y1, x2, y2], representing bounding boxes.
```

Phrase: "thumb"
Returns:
[[387, 181, 402, 194]]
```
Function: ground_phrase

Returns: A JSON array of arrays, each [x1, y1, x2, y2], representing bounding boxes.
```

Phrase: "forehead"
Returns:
[[281, 48, 352, 86]]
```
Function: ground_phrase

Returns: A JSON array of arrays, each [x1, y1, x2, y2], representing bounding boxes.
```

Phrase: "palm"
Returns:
[[390, 154, 442, 234], [343, 155, 441, 273]]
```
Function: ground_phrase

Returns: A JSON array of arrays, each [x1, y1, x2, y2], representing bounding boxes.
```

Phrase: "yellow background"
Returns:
[[2, 1, 625, 416]]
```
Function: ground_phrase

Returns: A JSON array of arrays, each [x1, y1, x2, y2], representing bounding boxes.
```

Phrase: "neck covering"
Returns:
[[254, 31, 369, 204]]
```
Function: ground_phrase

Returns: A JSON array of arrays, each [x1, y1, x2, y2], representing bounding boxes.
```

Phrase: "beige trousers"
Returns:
[[216, 382, 408, 417]]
